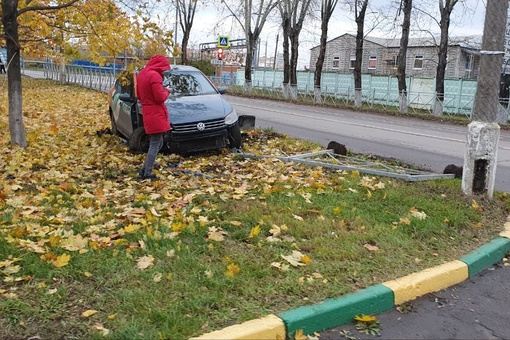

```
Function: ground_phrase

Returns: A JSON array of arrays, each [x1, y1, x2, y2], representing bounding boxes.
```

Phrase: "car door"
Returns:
[[112, 81, 136, 137]]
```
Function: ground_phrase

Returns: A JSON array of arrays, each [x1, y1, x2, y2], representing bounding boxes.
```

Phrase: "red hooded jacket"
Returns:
[[136, 55, 171, 134]]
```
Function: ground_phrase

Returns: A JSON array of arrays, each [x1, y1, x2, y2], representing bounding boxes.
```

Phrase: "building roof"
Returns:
[[310, 33, 482, 51]]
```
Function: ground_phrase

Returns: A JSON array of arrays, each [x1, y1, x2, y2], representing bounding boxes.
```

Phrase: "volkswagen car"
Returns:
[[108, 65, 242, 154]]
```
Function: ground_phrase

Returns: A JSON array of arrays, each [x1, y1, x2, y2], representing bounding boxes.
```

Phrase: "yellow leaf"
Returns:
[[150, 207, 161, 217], [409, 207, 427, 220], [363, 243, 379, 252], [399, 217, 411, 225], [52, 253, 71, 268], [294, 329, 307, 340], [366, 190, 372, 199], [300, 255, 313, 264], [249, 225, 261, 238], [293, 214, 304, 221], [136, 255, 154, 270], [354, 314, 377, 323], [153, 273, 162, 282], [107, 313, 117, 320], [125, 224, 141, 233], [82, 309, 98, 318], [471, 199, 483, 211], [225, 263, 241, 277], [208, 226, 227, 242]]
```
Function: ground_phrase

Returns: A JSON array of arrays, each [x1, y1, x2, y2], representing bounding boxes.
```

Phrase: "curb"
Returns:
[[193, 222, 510, 339]]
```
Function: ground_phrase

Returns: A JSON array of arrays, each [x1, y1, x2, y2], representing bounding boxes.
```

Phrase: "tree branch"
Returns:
[[17, 0, 82, 16]]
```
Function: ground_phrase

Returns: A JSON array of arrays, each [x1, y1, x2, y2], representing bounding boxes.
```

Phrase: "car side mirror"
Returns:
[[218, 88, 227, 95], [119, 93, 136, 103]]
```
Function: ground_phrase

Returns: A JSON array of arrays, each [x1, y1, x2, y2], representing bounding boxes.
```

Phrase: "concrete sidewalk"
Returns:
[[192, 220, 510, 339]]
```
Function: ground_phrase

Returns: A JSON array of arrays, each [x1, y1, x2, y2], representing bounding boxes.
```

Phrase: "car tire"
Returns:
[[228, 122, 242, 149], [129, 127, 150, 153], [109, 110, 118, 136]]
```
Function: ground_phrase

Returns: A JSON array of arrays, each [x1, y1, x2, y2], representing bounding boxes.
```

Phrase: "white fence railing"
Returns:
[[24, 61, 510, 121]]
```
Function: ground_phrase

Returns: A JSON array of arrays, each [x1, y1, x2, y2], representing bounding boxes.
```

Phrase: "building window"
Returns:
[[350, 57, 356, 69], [465, 57, 472, 71], [332, 56, 340, 69], [413, 55, 424, 69], [368, 56, 377, 69]]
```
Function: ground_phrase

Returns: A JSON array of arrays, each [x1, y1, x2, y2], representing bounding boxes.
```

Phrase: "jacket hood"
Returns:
[[145, 55, 171, 74]]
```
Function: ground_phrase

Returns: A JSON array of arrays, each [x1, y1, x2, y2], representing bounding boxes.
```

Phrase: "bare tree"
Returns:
[[177, 0, 198, 65], [397, 0, 412, 113], [432, 0, 459, 116], [313, 0, 339, 103], [1, 0, 80, 148], [350, 0, 369, 108], [278, 0, 314, 100], [222, 0, 277, 91]]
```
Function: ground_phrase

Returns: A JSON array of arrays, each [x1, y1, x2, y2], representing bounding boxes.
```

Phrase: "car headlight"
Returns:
[[224, 109, 238, 125]]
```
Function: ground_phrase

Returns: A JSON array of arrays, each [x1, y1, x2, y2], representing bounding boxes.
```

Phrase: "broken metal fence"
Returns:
[[242, 150, 455, 182]]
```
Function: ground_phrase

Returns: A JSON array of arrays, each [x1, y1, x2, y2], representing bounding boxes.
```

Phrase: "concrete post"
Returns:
[[463, 0, 509, 198], [462, 121, 500, 197]]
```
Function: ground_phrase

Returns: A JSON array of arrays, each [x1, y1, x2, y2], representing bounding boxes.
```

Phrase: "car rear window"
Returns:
[[163, 71, 217, 97]]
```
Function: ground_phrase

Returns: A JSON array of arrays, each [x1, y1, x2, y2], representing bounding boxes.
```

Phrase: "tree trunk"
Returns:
[[314, 86, 322, 103], [181, 31, 190, 65], [314, 0, 337, 104], [289, 33, 299, 101], [397, 0, 412, 113], [435, 1, 454, 117], [353, 0, 368, 108], [282, 16, 290, 99], [399, 92, 408, 112], [2, 0, 27, 148], [244, 34, 256, 93]]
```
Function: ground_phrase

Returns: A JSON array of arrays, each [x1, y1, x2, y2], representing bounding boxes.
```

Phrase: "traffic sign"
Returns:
[[210, 59, 224, 65], [217, 36, 230, 48]]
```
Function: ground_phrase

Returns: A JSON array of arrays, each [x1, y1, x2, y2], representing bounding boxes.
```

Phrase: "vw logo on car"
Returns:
[[196, 122, 206, 131]]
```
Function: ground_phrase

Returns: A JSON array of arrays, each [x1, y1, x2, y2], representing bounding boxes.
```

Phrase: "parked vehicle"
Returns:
[[108, 65, 242, 154]]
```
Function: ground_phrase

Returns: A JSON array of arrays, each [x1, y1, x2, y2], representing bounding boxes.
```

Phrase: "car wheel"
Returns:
[[228, 122, 242, 149], [109, 110, 118, 136], [129, 127, 150, 153]]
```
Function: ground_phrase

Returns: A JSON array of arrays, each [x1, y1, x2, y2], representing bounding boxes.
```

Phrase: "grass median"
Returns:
[[1, 78, 509, 339]]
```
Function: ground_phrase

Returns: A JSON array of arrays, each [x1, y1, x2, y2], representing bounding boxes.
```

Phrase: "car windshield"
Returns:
[[163, 70, 217, 97]]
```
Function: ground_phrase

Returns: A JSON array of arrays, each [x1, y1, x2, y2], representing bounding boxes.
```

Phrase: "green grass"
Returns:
[[1, 79, 510, 339]]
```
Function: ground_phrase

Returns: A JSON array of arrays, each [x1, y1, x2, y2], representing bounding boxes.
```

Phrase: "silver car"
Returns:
[[108, 65, 242, 154]]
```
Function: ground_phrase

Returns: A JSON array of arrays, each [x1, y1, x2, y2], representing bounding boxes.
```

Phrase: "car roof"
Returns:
[[167, 65, 200, 72]]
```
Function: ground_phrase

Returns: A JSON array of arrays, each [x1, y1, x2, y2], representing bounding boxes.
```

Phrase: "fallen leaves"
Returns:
[[281, 251, 312, 267], [82, 309, 98, 318], [136, 255, 155, 270]]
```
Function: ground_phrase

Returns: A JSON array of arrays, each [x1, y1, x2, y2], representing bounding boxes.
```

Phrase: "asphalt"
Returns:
[[18, 69, 510, 339]]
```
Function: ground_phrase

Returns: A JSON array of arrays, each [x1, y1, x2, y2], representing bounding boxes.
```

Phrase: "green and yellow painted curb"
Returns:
[[194, 230, 510, 339]]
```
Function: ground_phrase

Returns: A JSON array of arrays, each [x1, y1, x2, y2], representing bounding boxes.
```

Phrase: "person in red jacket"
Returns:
[[136, 55, 171, 180]]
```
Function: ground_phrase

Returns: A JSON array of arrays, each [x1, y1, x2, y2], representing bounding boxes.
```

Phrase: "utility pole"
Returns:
[[462, 0, 509, 198]]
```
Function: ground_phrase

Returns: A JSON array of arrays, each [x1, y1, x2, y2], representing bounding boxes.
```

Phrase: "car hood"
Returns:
[[165, 94, 233, 124]]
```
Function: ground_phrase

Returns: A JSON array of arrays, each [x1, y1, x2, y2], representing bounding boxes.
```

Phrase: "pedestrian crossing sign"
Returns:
[[217, 36, 230, 48]]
